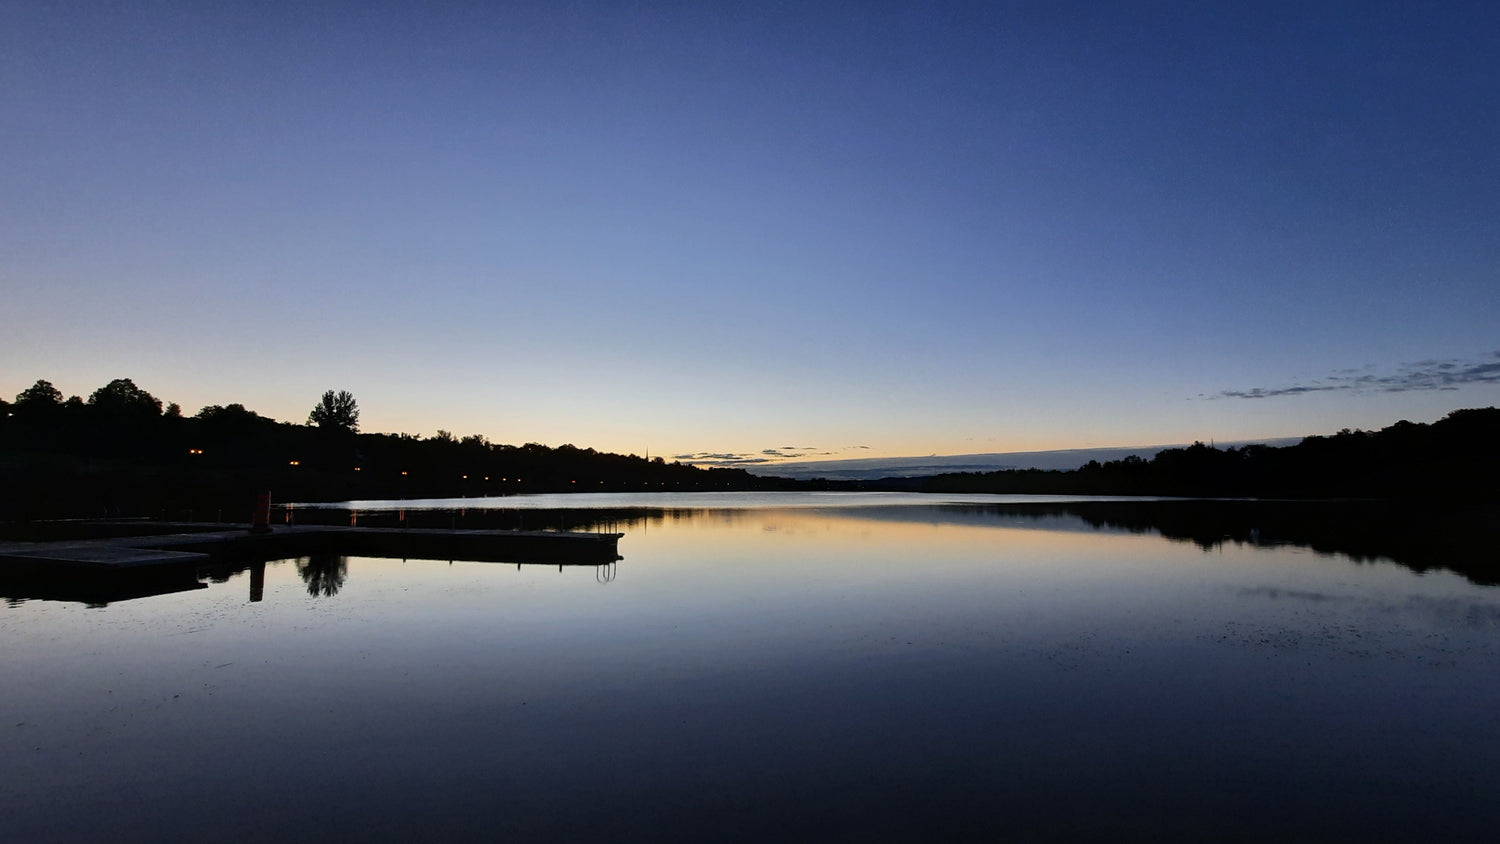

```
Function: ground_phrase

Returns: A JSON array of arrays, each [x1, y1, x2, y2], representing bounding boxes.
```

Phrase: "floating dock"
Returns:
[[0, 522, 623, 573]]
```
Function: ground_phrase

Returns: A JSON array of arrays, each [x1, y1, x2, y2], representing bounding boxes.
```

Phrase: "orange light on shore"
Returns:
[[289, 460, 300, 466], [188, 448, 203, 455], [401, 471, 408, 476]]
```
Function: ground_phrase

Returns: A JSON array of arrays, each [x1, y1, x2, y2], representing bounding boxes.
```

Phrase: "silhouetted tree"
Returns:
[[13, 379, 64, 413], [87, 378, 162, 418], [307, 390, 359, 433], [196, 403, 262, 423]]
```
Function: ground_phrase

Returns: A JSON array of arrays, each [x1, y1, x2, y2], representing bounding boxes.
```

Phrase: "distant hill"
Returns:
[[756, 440, 1302, 481], [919, 408, 1500, 500]]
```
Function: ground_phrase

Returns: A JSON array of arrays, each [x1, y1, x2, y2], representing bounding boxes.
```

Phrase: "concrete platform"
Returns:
[[0, 523, 623, 572], [0, 544, 209, 570]]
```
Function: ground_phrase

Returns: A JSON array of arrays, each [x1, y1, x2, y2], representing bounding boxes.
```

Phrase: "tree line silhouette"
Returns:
[[0, 378, 792, 520], [920, 407, 1500, 500], [5, 376, 1496, 521]]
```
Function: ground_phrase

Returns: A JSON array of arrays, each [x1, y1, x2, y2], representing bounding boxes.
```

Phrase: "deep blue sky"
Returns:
[[4, 1, 1497, 462]]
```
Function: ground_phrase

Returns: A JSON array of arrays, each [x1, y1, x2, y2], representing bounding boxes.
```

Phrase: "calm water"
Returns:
[[4, 494, 1499, 840]]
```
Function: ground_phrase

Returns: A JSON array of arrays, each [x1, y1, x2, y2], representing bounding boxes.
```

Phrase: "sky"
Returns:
[[4, 1, 1497, 466]]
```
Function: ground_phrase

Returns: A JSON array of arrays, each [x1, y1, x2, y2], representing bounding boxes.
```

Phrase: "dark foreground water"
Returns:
[[4, 494, 1499, 841]]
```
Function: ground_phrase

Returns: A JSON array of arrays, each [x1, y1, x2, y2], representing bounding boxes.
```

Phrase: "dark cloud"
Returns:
[[1221, 385, 1343, 399], [677, 443, 883, 470], [1237, 586, 1348, 603], [675, 449, 783, 469], [1217, 351, 1500, 399]]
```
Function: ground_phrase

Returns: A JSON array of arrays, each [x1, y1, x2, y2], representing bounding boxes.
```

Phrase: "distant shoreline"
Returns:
[[752, 439, 1304, 480]]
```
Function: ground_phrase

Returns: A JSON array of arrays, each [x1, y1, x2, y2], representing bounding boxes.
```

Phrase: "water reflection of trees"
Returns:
[[296, 553, 348, 597], [939, 500, 1500, 586], [283, 500, 1500, 586]]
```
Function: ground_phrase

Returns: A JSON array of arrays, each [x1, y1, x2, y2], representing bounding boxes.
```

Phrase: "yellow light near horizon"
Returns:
[[289, 460, 299, 466]]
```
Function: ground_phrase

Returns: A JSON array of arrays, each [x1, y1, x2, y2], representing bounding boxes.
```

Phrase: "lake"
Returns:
[[4, 493, 1499, 840]]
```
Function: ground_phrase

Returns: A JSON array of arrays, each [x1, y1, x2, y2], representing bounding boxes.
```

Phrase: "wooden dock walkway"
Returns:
[[0, 522, 623, 573]]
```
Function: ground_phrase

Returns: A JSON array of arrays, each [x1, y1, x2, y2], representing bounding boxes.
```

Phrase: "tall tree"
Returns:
[[307, 390, 359, 433], [13, 379, 64, 411], [87, 378, 162, 418]]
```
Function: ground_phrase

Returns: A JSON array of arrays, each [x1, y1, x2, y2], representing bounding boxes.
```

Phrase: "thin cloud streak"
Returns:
[[1218, 351, 1500, 400], [676, 444, 868, 469]]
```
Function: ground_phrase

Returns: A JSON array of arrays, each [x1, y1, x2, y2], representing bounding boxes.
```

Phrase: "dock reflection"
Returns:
[[2, 564, 208, 609], [3, 554, 620, 608]]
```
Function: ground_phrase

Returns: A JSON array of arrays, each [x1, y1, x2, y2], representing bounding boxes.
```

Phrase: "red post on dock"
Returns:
[[250, 491, 273, 534]]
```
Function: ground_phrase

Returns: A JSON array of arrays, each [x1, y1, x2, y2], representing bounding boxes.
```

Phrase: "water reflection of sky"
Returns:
[[314, 490, 1176, 510], [4, 504, 1499, 840]]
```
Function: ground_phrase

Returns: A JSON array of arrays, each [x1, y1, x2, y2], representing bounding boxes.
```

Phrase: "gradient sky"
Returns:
[[4, 1, 1497, 463]]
